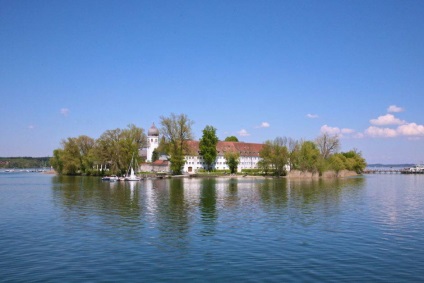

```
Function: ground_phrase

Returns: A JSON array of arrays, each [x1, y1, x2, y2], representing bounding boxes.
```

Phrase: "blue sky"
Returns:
[[1, 0, 423, 164]]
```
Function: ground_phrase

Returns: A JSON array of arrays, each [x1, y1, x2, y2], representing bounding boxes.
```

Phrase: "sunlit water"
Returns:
[[1, 173, 424, 282]]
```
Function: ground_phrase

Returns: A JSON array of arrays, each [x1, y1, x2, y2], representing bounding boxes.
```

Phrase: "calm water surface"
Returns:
[[1, 173, 424, 282]]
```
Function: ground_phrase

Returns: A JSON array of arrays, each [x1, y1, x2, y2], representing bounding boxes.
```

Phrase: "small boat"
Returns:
[[125, 167, 141, 181], [408, 164, 424, 173], [125, 153, 141, 181], [102, 175, 119, 181]]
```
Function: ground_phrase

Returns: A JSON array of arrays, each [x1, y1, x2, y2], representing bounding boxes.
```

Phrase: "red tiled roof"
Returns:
[[185, 140, 263, 157], [152, 160, 169, 166]]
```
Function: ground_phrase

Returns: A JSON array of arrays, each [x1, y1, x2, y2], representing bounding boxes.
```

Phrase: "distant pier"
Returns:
[[364, 169, 424, 174]]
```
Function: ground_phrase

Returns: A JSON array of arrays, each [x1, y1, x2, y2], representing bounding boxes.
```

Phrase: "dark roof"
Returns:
[[148, 123, 159, 136]]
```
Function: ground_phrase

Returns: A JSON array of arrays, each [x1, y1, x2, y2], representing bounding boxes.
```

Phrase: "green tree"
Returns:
[[50, 149, 64, 174], [224, 151, 240, 174], [160, 113, 194, 175], [341, 149, 367, 173], [94, 124, 146, 175], [224, 136, 239, 142], [61, 137, 81, 175], [259, 137, 289, 176], [297, 141, 321, 172], [328, 154, 346, 172], [199, 125, 218, 171], [151, 149, 159, 162]]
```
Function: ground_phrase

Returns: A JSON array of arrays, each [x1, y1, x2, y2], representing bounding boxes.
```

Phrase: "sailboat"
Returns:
[[125, 153, 141, 181]]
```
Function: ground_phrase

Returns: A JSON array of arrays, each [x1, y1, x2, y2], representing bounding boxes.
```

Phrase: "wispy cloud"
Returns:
[[387, 105, 404, 113], [28, 125, 35, 130], [370, 114, 406, 126], [238, 129, 250, 137], [254, 122, 270, 128], [306, 114, 319, 119], [260, 122, 270, 128], [367, 123, 424, 138], [320, 105, 424, 140], [365, 126, 398, 138], [320, 125, 356, 137], [60, 108, 70, 116]]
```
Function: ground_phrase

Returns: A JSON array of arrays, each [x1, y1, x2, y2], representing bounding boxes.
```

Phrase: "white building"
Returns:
[[143, 124, 290, 174], [182, 140, 263, 173]]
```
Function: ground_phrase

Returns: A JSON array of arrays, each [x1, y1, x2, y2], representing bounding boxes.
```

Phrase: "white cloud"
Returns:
[[306, 114, 319, 119], [397, 123, 424, 136], [60, 108, 70, 116], [341, 128, 355, 134], [320, 125, 342, 135], [28, 125, 35, 130], [365, 126, 398, 138], [387, 105, 404, 113], [365, 122, 424, 138], [260, 122, 270, 128], [370, 114, 405, 126], [238, 129, 250, 137], [320, 125, 358, 138]]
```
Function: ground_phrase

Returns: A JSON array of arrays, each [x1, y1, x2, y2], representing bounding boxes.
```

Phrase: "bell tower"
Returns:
[[146, 123, 159, 162]]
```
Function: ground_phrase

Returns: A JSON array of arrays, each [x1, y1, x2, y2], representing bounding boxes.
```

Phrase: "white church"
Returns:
[[142, 123, 288, 174]]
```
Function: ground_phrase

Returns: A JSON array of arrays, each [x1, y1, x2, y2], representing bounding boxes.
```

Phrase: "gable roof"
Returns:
[[185, 140, 263, 157]]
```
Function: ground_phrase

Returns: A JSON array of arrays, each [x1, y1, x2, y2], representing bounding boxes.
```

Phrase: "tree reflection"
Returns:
[[199, 178, 217, 236], [51, 176, 144, 235]]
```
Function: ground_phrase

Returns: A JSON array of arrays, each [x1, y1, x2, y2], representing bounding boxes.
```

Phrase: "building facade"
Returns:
[[183, 140, 263, 173], [143, 123, 290, 174]]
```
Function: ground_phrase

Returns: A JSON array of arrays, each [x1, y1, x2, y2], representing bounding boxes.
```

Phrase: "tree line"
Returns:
[[50, 124, 146, 175], [51, 113, 366, 176], [0, 157, 50, 169], [258, 135, 366, 176]]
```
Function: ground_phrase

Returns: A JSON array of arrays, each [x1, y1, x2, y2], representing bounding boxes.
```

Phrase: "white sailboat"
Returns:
[[125, 154, 141, 181]]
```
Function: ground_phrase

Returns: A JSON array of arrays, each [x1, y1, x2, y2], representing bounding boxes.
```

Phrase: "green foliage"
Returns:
[[241, 169, 262, 175], [259, 137, 289, 176], [50, 149, 64, 174], [224, 151, 240, 174], [224, 136, 239, 142], [296, 141, 321, 172], [199, 125, 218, 171], [0, 157, 50, 169], [151, 149, 159, 162], [342, 150, 367, 173], [160, 113, 194, 175], [51, 125, 146, 176]]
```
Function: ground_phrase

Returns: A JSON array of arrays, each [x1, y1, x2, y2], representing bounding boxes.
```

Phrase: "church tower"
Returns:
[[146, 123, 159, 162]]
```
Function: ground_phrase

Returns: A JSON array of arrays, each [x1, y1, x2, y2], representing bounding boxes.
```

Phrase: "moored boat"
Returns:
[[102, 175, 119, 181]]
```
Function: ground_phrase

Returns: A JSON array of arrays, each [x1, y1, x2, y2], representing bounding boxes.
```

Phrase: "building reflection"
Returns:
[[51, 175, 365, 241]]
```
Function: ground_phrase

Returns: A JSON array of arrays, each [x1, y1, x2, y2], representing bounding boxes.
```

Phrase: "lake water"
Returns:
[[1, 173, 424, 282]]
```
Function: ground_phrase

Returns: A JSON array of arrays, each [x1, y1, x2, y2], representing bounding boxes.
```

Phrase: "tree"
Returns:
[[151, 149, 159, 162], [60, 137, 82, 175], [297, 141, 321, 172], [316, 133, 340, 159], [199, 125, 218, 171], [224, 136, 239, 142], [94, 124, 146, 175], [259, 137, 289, 176], [224, 151, 240, 174], [341, 149, 367, 173], [50, 149, 64, 174], [160, 113, 194, 175]]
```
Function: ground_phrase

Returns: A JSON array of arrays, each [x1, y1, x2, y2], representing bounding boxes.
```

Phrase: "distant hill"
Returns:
[[0, 157, 50, 168]]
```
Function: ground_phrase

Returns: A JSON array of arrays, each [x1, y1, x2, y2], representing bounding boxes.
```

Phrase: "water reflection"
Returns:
[[51, 176, 365, 240]]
